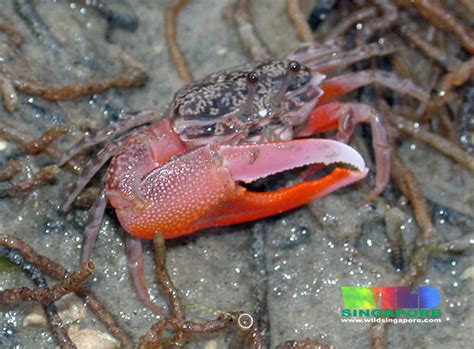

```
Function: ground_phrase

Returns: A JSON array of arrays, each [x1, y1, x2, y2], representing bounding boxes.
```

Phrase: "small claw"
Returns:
[[217, 139, 367, 184]]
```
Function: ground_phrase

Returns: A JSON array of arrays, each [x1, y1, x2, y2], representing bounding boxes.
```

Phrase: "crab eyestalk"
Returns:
[[241, 71, 259, 116], [272, 60, 301, 106]]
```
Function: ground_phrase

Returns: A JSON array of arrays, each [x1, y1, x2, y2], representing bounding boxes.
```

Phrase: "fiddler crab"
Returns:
[[59, 40, 428, 312]]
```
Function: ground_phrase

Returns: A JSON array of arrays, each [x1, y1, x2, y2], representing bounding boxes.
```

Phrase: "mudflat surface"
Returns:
[[0, 1, 473, 348]]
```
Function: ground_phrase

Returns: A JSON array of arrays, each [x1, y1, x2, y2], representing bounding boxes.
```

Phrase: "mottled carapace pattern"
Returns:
[[170, 59, 317, 143]]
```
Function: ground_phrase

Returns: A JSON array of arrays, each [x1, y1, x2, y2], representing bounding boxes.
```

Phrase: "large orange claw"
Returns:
[[109, 131, 367, 239]]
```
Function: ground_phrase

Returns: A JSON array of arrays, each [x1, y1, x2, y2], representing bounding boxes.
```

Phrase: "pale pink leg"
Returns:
[[319, 70, 429, 104], [287, 39, 344, 64], [305, 42, 396, 73], [60, 124, 150, 212], [126, 236, 165, 316], [300, 102, 391, 196], [60, 140, 122, 212], [80, 189, 107, 264], [59, 109, 158, 166]]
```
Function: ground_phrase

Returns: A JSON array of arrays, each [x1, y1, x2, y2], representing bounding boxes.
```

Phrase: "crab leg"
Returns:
[[126, 236, 166, 316], [288, 39, 344, 63], [60, 126, 148, 212], [305, 42, 396, 73], [299, 102, 390, 196], [318, 70, 430, 105], [58, 109, 158, 166], [80, 189, 107, 264], [60, 140, 122, 212]]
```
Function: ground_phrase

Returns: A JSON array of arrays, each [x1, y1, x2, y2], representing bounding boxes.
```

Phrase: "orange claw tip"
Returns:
[[183, 166, 369, 235]]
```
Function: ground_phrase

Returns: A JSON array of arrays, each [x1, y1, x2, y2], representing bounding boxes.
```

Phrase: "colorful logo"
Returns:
[[340, 286, 442, 321], [340, 286, 441, 309]]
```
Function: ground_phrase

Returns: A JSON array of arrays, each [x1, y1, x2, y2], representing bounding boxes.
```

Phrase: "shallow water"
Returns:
[[0, 1, 473, 348]]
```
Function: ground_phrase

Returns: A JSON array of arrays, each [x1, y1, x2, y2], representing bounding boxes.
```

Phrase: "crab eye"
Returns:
[[205, 125, 215, 134], [272, 61, 302, 106], [246, 71, 259, 84], [289, 61, 301, 73]]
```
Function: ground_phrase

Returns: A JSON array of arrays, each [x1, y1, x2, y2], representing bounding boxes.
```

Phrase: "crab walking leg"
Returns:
[[60, 141, 122, 212], [318, 71, 430, 105], [305, 42, 396, 73], [287, 39, 345, 63], [126, 236, 166, 316], [60, 126, 149, 212], [80, 190, 107, 264], [300, 102, 391, 196], [58, 110, 158, 166]]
